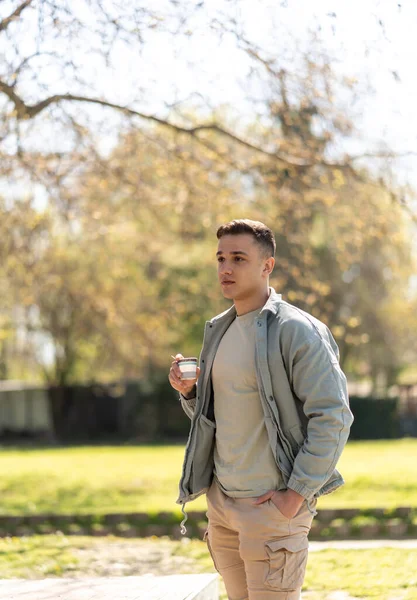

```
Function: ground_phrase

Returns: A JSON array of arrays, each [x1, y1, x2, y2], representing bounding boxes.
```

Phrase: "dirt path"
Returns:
[[70, 538, 200, 578], [69, 536, 417, 578]]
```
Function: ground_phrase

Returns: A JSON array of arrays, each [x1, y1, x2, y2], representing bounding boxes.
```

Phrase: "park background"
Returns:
[[1, 1, 417, 599]]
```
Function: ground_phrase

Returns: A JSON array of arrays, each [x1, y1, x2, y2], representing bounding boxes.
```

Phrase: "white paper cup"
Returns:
[[177, 357, 198, 380]]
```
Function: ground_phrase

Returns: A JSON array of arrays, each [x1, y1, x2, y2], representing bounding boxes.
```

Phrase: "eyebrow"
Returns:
[[216, 250, 249, 256]]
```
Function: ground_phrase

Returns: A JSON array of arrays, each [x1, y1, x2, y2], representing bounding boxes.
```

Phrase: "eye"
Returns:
[[217, 256, 244, 262]]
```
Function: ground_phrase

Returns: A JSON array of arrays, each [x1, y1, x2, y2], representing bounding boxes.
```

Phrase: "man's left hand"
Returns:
[[252, 488, 305, 519]]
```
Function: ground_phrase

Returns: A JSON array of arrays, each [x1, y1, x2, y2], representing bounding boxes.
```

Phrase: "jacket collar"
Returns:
[[209, 286, 282, 325]]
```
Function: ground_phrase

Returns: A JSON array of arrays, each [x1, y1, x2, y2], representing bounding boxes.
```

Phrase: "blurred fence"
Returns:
[[349, 396, 400, 439], [397, 383, 417, 437], [0, 379, 416, 443], [0, 378, 189, 442]]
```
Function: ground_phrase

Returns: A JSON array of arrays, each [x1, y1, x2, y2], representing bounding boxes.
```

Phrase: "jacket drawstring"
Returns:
[[180, 502, 189, 535]]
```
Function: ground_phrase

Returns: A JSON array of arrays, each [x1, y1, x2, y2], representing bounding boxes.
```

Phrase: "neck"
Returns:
[[234, 286, 271, 317]]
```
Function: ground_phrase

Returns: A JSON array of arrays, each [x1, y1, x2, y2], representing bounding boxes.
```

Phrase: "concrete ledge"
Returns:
[[0, 574, 219, 600]]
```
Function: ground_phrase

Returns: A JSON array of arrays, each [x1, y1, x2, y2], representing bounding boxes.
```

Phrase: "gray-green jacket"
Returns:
[[177, 286, 354, 534]]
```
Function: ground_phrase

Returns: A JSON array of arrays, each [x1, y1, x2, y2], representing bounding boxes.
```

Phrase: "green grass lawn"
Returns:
[[0, 439, 416, 516], [0, 535, 416, 600]]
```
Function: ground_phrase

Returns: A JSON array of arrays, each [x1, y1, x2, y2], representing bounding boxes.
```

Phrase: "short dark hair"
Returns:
[[216, 219, 276, 259]]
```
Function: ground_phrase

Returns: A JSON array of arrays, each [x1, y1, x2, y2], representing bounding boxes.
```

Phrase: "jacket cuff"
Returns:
[[287, 477, 314, 500], [179, 392, 196, 409]]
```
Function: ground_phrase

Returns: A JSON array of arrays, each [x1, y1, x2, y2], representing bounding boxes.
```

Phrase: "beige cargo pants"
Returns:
[[204, 479, 317, 600]]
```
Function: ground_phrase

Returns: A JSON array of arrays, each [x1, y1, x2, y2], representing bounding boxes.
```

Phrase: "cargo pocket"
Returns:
[[264, 535, 309, 591]]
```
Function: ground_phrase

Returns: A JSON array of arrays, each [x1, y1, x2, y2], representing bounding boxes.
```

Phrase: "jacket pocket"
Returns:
[[264, 535, 309, 591], [289, 424, 305, 453], [190, 414, 216, 493]]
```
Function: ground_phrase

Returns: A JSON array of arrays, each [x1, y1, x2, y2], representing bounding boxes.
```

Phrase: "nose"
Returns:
[[219, 262, 232, 276]]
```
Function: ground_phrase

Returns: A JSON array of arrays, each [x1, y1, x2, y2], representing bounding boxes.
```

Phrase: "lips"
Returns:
[[221, 280, 235, 285]]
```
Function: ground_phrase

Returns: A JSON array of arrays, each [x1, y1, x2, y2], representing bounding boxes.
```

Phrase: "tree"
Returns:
[[238, 62, 415, 387], [1, 1, 416, 391]]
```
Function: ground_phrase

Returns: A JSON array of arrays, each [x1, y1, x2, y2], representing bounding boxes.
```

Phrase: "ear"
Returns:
[[263, 257, 275, 276]]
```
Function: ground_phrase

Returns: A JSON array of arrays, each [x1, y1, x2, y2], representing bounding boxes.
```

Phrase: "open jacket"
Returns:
[[176, 287, 354, 534]]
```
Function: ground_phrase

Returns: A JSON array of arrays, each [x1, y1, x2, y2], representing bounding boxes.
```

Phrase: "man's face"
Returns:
[[216, 233, 274, 300]]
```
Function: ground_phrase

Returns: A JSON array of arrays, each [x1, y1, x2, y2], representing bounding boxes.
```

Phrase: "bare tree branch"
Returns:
[[0, 80, 27, 115], [0, 80, 309, 166], [0, 0, 34, 33], [0, 79, 352, 171], [1, 81, 401, 188], [8, 51, 56, 84]]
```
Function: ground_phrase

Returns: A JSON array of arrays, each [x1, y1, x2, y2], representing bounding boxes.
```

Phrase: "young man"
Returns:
[[168, 219, 353, 600]]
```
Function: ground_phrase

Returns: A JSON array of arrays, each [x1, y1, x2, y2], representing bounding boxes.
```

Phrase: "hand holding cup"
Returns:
[[169, 353, 200, 398]]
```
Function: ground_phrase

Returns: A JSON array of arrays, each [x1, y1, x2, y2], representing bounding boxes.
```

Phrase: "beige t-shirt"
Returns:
[[212, 306, 284, 497]]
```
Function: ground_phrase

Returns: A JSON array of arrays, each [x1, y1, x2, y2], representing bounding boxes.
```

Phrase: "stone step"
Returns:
[[0, 573, 219, 600]]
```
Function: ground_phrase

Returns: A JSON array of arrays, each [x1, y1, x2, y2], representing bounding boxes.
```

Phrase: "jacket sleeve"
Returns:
[[179, 388, 197, 420], [285, 322, 354, 500]]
